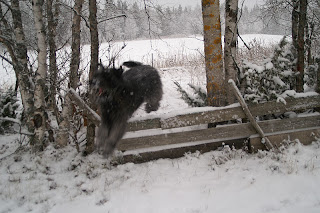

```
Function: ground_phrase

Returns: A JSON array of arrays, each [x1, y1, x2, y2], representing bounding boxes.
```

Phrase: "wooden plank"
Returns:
[[228, 79, 274, 150], [128, 118, 161, 132], [68, 89, 319, 131], [116, 127, 320, 164], [115, 138, 245, 164], [118, 115, 320, 151], [160, 95, 320, 129], [250, 128, 320, 152]]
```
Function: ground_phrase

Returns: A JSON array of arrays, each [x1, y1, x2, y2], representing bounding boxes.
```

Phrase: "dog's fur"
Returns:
[[90, 61, 163, 157]]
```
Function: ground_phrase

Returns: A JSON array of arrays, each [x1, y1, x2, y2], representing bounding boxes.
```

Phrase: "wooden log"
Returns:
[[228, 79, 274, 150], [117, 127, 320, 164], [250, 128, 320, 152], [128, 117, 162, 132], [116, 138, 245, 164], [118, 115, 320, 151], [135, 95, 320, 130], [67, 88, 101, 126], [66, 87, 320, 132]]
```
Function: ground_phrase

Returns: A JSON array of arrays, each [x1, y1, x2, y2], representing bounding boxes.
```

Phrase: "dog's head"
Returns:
[[90, 64, 124, 96]]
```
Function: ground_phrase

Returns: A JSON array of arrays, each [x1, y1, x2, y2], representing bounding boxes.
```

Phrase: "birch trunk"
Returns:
[[202, 0, 225, 107], [32, 0, 47, 151], [224, 0, 238, 105], [10, 0, 35, 140], [56, 0, 83, 147], [86, 0, 99, 155]]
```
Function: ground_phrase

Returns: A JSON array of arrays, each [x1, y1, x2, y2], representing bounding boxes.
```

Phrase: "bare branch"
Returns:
[[0, 54, 13, 65], [57, 2, 90, 29], [97, 14, 126, 24], [0, 0, 12, 11]]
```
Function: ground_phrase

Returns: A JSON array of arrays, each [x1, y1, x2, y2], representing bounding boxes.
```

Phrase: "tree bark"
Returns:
[[47, 0, 60, 120], [316, 58, 320, 94], [86, 0, 99, 155], [224, 0, 238, 105], [56, 0, 83, 147], [10, 0, 35, 140], [202, 0, 225, 107], [296, 0, 307, 92], [292, 0, 299, 52], [32, 0, 48, 151]]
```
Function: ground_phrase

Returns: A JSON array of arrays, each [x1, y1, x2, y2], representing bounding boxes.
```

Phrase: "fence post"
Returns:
[[228, 79, 276, 151]]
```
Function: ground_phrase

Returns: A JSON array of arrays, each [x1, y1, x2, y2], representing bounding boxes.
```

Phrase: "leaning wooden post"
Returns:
[[67, 88, 101, 126], [228, 79, 275, 151]]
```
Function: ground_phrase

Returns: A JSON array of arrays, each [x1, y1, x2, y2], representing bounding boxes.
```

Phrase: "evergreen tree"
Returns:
[[0, 88, 19, 134]]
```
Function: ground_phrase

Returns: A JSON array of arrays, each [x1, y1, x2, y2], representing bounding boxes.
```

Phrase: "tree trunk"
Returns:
[[224, 0, 238, 105], [292, 0, 299, 52], [201, 0, 225, 107], [10, 0, 35, 140], [317, 58, 320, 94], [47, 0, 60, 121], [86, 0, 99, 155], [56, 0, 83, 147], [32, 0, 48, 151], [296, 0, 307, 92]]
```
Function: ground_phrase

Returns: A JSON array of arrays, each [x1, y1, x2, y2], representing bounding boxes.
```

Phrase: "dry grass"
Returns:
[[150, 38, 276, 70], [237, 38, 277, 65]]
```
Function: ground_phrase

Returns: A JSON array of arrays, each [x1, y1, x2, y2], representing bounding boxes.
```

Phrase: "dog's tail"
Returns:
[[122, 61, 143, 68]]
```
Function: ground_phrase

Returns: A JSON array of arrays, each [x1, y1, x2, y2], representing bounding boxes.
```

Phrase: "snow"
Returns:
[[1, 34, 320, 213], [1, 138, 320, 213], [0, 34, 285, 90]]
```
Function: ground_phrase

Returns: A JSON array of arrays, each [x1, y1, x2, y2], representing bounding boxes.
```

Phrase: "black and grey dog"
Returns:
[[90, 61, 163, 157]]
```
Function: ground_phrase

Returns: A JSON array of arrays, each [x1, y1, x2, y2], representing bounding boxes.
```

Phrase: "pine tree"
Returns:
[[240, 37, 296, 103], [174, 81, 207, 107]]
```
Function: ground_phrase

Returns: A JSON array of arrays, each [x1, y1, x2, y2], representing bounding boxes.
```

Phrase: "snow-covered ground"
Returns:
[[1, 34, 320, 213], [1, 135, 320, 213]]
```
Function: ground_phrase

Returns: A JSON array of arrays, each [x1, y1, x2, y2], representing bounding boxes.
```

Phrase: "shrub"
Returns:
[[173, 81, 207, 107], [0, 87, 19, 134], [240, 37, 297, 103]]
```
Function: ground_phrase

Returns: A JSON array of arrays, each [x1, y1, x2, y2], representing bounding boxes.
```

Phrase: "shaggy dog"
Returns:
[[90, 61, 163, 157]]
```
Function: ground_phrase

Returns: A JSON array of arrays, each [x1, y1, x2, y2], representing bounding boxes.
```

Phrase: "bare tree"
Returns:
[[224, 0, 238, 105], [31, 0, 48, 151], [201, 0, 225, 107], [86, 0, 99, 155], [47, 0, 60, 118], [1, 1, 35, 140], [56, 0, 84, 147], [292, 0, 299, 50], [296, 0, 307, 92]]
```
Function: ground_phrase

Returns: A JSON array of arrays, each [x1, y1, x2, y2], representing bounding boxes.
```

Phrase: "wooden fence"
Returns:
[[119, 95, 320, 163], [68, 89, 320, 164]]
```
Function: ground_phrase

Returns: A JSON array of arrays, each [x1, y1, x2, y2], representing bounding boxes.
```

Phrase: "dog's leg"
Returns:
[[96, 123, 109, 152], [145, 92, 162, 113], [102, 118, 127, 157]]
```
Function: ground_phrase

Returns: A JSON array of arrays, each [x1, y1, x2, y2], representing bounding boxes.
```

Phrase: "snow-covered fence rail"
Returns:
[[127, 96, 320, 131], [119, 95, 320, 163], [68, 89, 320, 164]]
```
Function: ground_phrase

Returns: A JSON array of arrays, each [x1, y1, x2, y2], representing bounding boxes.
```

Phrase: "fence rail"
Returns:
[[127, 96, 320, 131], [68, 89, 320, 164], [119, 95, 320, 163]]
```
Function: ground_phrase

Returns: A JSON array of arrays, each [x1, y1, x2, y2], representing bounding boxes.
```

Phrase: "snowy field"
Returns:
[[1, 34, 320, 213], [0, 34, 283, 89]]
